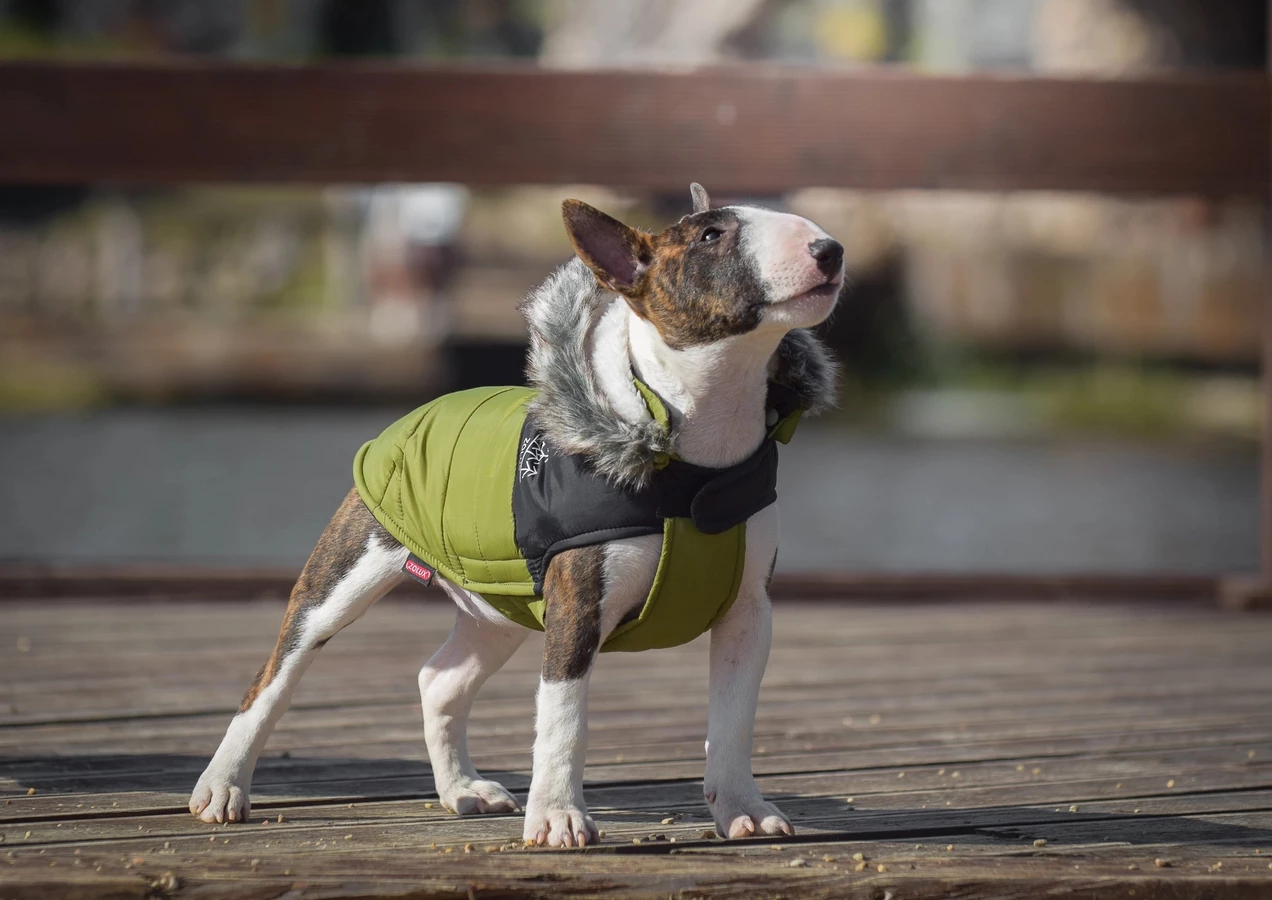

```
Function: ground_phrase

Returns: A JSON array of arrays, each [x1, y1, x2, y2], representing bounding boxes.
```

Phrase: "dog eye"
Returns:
[[698, 227, 724, 244]]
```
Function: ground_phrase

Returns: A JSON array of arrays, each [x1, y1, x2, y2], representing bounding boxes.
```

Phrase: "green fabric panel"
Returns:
[[458, 555, 540, 587], [354, 386, 537, 596], [632, 377, 673, 468], [439, 388, 536, 587], [770, 408, 802, 444], [354, 383, 752, 652], [479, 518, 746, 653], [477, 593, 546, 632], [631, 378, 670, 430], [600, 517, 747, 653]]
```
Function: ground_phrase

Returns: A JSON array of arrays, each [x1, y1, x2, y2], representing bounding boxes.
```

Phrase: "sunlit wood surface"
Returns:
[[3, 597, 1271, 898]]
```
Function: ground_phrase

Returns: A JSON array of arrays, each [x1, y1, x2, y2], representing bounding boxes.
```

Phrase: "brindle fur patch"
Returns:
[[638, 208, 766, 349], [239, 489, 393, 712], [563, 201, 766, 350], [541, 545, 605, 683]]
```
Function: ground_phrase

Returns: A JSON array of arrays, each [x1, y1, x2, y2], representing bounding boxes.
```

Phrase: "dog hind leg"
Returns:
[[418, 603, 527, 815], [189, 489, 407, 824]]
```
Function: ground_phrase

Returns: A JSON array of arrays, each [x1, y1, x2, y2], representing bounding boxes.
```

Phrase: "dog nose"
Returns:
[[809, 239, 843, 277]]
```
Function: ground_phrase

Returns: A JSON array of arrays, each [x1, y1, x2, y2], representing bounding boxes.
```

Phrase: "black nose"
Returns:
[[809, 239, 843, 277]]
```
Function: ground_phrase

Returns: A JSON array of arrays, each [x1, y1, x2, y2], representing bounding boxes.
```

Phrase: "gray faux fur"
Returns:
[[520, 257, 840, 488]]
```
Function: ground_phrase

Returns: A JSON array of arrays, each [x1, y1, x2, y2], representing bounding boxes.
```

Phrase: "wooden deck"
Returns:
[[3, 596, 1272, 899]]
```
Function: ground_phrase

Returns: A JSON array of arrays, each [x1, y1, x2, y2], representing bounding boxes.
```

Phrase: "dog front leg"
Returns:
[[523, 545, 604, 847], [703, 573, 792, 839]]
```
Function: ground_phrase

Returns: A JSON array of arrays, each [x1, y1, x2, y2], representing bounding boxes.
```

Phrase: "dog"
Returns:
[[190, 183, 843, 847]]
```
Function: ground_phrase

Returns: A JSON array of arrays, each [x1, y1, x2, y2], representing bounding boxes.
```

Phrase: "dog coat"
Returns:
[[353, 381, 803, 652]]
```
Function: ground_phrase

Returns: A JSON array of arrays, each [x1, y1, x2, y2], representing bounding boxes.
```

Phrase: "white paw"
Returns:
[[439, 778, 520, 816], [705, 785, 792, 839], [190, 770, 251, 824], [522, 804, 599, 847]]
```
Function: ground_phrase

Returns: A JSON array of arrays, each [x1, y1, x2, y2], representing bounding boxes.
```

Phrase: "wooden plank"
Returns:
[[8, 789, 1272, 862], [14, 853, 1272, 900], [0, 61, 1265, 195], [6, 822, 1272, 899], [5, 716, 1268, 809], [6, 743, 1269, 827]]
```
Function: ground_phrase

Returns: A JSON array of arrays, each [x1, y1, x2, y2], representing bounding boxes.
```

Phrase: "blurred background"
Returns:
[[0, 0, 1263, 574]]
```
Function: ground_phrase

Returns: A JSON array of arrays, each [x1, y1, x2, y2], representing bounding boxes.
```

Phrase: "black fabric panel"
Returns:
[[767, 381, 803, 425], [687, 440, 778, 534], [512, 416, 664, 593], [512, 406, 783, 593]]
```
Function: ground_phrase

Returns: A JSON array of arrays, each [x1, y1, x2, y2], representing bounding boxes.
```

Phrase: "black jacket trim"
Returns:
[[512, 411, 783, 595]]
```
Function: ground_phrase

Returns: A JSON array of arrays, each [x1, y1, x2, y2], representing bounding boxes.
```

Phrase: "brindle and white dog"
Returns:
[[190, 184, 843, 847]]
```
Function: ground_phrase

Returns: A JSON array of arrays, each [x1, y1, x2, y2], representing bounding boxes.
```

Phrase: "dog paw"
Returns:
[[190, 771, 251, 824], [522, 804, 599, 847], [705, 786, 792, 839], [440, 778, 520, 816]]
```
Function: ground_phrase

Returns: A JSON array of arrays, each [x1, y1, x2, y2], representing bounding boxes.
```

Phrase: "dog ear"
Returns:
[[562, 200, 650, 293], [689, 183, 710, 214]]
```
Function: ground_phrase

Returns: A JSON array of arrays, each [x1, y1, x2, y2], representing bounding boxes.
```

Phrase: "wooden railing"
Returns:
[[0, 60, 1267, 606], [0, 62, 1264, 194]]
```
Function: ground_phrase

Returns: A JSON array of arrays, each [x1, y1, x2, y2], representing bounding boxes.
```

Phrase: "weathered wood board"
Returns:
[[2, 597, 1271, 898], [0, 63, 1265, 195]]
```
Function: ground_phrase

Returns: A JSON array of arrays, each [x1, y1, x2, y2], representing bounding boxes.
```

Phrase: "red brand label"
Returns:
[[403, 558, 433, 585]]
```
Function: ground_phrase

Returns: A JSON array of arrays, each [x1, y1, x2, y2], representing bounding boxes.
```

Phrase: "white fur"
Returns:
[[591, 299, 649, 425], [522, 533, 657, 845], [189, 534, 408, 824], [702, 504, 791, 838], [628, 314, 778, 467], [418, 607, 526, 815], [436, 574, 516, 628], [734, 206, 837, 303], [523, 679, 595, 846], [601, 534, 661, 626]]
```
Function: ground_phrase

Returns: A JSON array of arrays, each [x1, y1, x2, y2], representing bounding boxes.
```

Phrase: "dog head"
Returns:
[[562, 184, 843, 350]]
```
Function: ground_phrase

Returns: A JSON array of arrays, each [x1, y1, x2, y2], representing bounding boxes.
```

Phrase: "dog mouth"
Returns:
[[773, 276, 842, 306]]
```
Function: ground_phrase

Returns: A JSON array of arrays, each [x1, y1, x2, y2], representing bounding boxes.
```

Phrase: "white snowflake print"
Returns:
[[518, 434, 550, 481]]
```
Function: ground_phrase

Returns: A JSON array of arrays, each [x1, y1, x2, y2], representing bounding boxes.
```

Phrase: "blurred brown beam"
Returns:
[[0, 61, 1266, 195]]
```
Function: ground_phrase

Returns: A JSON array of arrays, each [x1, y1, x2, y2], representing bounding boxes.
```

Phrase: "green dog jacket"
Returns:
[[353, 383, 802, 652]]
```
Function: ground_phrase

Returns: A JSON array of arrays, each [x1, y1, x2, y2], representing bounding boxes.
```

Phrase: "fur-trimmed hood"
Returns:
[[520, 257, 839, 488]]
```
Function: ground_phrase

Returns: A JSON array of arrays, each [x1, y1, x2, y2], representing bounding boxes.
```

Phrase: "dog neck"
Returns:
[[592, 301, 780, 469]]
